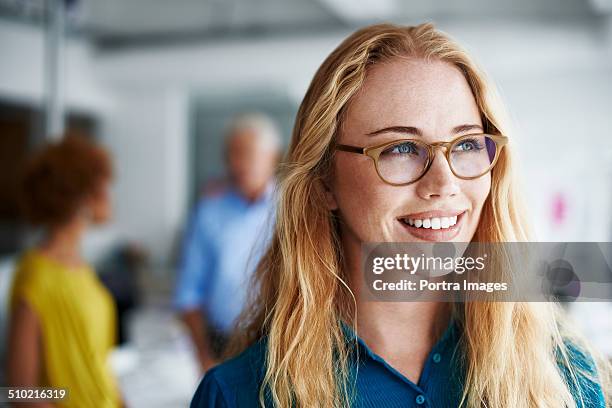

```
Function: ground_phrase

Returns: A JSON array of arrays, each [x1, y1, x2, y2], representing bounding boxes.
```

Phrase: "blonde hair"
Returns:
[[227, 22, 612, 407]]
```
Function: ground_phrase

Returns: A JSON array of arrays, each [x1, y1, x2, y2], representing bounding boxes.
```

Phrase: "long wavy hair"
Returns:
[[226, 22, 611, 407]]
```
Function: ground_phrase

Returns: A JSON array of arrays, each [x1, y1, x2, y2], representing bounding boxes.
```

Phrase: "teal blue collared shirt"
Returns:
[[190, 319, 605, 407]]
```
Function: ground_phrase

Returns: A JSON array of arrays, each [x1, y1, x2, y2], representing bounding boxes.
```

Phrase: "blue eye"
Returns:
[[454, 138, 483, 152], [383, 141, 418, 155]]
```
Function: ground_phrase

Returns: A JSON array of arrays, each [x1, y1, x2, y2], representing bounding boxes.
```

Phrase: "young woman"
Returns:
[[7, 135, 122, 407], [191, 23, 611, 407]]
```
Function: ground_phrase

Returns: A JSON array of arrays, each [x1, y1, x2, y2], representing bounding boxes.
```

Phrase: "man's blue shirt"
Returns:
[[174, 183, 276, 333]]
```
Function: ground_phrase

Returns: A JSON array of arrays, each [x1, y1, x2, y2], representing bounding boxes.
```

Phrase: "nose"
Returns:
[[415, 148, 460, 200]]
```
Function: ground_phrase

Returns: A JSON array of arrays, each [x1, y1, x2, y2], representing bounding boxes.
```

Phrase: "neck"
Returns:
[[354, 300, 450, 356], [240, 182, 269, 203], [342, 230, 451, 358], [39, 217, 87, 266]]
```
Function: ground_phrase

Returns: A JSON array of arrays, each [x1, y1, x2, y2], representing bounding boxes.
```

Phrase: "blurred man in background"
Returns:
[[174, 113, 281, 373]]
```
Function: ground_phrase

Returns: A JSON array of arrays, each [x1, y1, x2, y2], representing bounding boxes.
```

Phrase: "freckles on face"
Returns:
[[331, 57, 491, 243], [333, 147, 396, 240]]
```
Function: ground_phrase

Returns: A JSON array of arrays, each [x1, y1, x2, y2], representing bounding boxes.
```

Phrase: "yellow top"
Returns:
[[10, 249, 121, 408]]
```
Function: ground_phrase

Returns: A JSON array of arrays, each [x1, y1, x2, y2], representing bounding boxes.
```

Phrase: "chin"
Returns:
[[92, 214, 111, 225]]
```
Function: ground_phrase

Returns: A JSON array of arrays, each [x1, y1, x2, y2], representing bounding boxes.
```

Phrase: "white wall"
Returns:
[[94, 34, 342, 103], [0, 19, 112, 111], [499, 70, 612, 241], [0, 20, 119, 263], [101, 87, 189, 266], [0, 21, 190, 266]]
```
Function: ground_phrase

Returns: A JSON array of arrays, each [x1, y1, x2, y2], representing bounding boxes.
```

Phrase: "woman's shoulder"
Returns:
[[11, 249, 77, 290], [560, 339, 607, 408], [11, 250, 49, 293], [190, 338, 269, 408]]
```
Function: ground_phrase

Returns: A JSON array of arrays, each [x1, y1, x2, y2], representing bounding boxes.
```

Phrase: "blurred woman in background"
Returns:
[[7, 135, 122, 407], [191, 23, 611, 407]]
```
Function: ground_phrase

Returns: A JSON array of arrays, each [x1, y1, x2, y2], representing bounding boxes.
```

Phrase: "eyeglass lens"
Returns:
[[376, 135, 498, 184]]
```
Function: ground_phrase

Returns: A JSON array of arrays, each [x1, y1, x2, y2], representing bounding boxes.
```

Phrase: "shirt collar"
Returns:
[[229, 179, 276, 207]]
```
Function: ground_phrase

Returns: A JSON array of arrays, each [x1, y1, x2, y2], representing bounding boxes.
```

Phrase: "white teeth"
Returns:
[[402, 214, 461, 230], [441, 217, 450, 229], [431, 218, 441, 229]]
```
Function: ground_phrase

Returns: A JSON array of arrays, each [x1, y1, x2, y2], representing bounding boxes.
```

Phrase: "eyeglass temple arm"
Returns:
[[492, 134, 509, 146], [335, 144, 365, 154]]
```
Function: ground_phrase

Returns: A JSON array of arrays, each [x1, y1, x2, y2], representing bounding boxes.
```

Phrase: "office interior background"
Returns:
[[0, 0, 611, 406]]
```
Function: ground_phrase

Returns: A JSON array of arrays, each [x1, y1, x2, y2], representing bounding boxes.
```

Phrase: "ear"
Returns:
[[321, 179, 338, 211]]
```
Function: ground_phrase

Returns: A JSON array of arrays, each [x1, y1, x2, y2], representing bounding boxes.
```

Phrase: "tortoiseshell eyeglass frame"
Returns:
[[334, 133, 508, 186]]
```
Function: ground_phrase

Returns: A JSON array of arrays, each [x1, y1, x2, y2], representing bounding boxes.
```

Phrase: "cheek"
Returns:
[[332, 156, 396, 240], [464, 174, 491, 216], [97, 192, 112, 214]]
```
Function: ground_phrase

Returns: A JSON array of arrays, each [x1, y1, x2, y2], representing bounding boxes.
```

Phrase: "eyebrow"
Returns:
[[366, 123, 483, 137]]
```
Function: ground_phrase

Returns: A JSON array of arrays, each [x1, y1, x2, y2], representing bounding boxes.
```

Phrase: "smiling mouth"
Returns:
[[397, 211, 467, 241]]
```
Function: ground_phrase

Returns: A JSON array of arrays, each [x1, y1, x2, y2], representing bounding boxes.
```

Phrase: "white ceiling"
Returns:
[[0, 0, 608, 49], [79, 0, 340, 37]]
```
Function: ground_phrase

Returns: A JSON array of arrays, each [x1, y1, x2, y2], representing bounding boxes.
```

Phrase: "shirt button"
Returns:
[[416, 394, 426, 405], [432, 353, 442, 363]]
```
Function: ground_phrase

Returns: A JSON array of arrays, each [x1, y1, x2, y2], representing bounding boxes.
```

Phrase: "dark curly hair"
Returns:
[[20, 134, 113, 227]]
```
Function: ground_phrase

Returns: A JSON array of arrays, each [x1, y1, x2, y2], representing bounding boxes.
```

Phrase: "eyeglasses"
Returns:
[[335, 133, 508, 186]]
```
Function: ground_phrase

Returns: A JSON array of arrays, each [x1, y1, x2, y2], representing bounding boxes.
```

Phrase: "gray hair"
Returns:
[[225, 113, 282, 151]]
